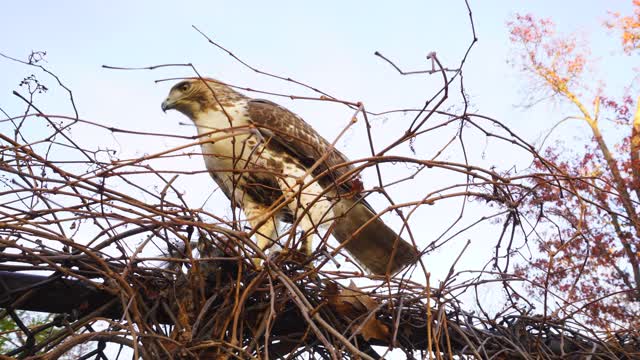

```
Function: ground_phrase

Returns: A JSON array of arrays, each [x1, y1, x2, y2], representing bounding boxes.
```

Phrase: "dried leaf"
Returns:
[[324, 281, 390, 341], [324, 281, 357, 316], [360, 316, 390, 341], [347, 281, 378, 311]]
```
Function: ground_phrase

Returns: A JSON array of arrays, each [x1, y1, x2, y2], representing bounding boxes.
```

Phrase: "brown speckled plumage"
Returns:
[[161, 78, 419, 275]]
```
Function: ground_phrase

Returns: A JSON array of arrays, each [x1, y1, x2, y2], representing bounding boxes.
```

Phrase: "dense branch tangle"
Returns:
[[1, 77, 638, 359], [1, 23, 639, 359]]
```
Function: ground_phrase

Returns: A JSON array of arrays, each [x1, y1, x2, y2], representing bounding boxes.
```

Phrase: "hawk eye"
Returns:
[[180, 83, 190, 92]]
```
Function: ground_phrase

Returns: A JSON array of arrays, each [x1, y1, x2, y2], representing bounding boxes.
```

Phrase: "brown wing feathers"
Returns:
[[246, 99, 418, 274]]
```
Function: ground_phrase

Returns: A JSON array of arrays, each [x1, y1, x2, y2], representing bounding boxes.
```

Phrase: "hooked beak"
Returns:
[[161, 99, 174, 113]]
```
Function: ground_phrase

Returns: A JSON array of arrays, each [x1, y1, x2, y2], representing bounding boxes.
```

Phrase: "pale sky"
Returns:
[[1, 0, 636, 313]]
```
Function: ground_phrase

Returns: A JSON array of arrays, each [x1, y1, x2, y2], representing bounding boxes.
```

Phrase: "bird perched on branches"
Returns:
[[161, 78, 418, 275]]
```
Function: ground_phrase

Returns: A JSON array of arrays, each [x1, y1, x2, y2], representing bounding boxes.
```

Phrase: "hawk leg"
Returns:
[[278, 175, 334, 263], [243, 202, 279, 269]]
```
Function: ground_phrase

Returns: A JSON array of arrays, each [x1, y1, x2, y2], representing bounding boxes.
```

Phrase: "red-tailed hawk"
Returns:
[[161, 78, 418, 275]]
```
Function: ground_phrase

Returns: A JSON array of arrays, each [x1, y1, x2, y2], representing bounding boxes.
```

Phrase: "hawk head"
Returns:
[[161, 78, 245, 119]]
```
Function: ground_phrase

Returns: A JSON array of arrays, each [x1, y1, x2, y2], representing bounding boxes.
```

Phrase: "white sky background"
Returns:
[[0, 0, 637, 357]]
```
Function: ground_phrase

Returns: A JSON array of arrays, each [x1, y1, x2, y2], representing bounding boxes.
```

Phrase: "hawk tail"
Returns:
[[331, 199, 419, 275]]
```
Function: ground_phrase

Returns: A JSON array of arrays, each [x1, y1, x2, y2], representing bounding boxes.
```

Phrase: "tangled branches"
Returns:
[[1, 25, 639, 360]]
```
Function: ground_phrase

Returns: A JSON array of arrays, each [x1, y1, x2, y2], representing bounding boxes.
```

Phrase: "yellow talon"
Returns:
[[252, 258, 263, 270]]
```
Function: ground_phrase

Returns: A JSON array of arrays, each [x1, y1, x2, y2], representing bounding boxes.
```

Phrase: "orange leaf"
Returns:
[[324, 281, 390, 341], [360, 316, 390, 342]]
